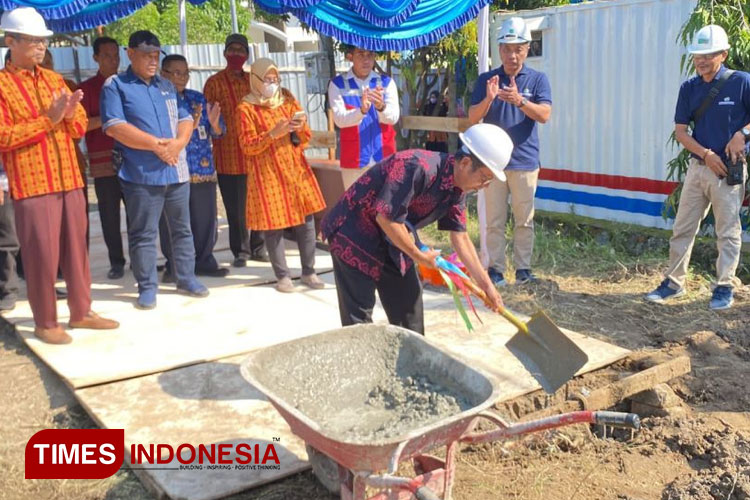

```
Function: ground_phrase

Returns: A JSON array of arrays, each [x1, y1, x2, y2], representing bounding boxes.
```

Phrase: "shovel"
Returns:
[[458, 278, 589, 394], [406, 223, 589, 393]]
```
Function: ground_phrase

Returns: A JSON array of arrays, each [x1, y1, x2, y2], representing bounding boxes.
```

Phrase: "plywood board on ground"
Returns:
[[75, 355, 309, 500]]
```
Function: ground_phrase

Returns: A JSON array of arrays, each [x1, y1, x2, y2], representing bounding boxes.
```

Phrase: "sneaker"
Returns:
[[275, 276, 295, 293], [136, 289, 157, 310], [250, 250, 270, 262], [0, 295, 17, 312], [644, 279, 685, 303], [515, 269, 538, 285], [709, 286, 733, 311], [301, 273, 325, 289], [107, 264, 125, 280], [176, 280, 209, 298], [233, 257, 247, 268], [488, 268, 506, 287]]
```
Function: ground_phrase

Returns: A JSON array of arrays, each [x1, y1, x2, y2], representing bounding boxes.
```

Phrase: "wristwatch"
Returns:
[[518, 97, 528, 108], [742, 127, 750, 143]]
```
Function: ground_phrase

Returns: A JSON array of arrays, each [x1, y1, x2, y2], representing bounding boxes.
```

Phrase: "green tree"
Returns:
[[103, 0, 251, 46], [665, 0, 750, 226]]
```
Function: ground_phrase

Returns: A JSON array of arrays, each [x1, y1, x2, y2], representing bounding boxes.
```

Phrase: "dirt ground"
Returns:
[[1, 259, 749, 499]]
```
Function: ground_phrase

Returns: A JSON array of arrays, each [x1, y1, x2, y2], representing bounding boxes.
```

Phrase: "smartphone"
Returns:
[[292, 111, 306, 121]]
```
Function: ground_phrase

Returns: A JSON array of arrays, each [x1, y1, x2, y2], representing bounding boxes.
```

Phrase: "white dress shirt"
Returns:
[[327, 69, 400, 130]]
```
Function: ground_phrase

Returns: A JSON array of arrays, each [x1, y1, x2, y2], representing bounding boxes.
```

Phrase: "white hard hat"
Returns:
[[458, 123, 513, 182], [1, 7, 53, 38], [496, 17, 531, 44], [688, 24, 730, 55]]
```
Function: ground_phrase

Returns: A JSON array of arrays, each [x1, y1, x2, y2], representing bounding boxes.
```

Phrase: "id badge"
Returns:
[[198, 125, 207, 140]]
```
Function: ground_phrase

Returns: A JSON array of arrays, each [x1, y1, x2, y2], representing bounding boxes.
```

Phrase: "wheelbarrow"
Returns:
[[240, 324, 640, 500]]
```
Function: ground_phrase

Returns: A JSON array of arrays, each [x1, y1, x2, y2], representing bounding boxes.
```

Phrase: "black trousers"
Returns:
[[93, 175, 126, 268], [217, 173, 263, 259], [0, 193, 19, 301], [332, 254, 424, 335], [159, 182, 221, 273]]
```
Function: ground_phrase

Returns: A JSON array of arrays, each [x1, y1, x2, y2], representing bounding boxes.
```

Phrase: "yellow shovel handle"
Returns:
[[458, 276, 530, 335]]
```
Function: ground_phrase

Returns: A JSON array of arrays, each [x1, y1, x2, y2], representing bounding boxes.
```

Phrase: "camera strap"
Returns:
[[692, 69, 734, 125]]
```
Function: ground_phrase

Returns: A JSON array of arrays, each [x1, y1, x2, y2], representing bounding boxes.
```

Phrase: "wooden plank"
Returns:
[[401, 115, 471, 133], [516, 355, 692, 420], [309, 130, 336, 149]]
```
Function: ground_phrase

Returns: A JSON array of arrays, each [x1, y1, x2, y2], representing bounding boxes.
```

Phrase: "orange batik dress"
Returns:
[[237, 89, 325, 231]]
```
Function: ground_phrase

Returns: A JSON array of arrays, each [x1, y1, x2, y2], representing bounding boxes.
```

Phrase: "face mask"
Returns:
[[225, 54, 246, 71], [262, 83, 279, 98], [429, 97, 437, 104]]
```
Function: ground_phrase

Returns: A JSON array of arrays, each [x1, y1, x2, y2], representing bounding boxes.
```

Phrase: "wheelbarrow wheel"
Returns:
[[306, 444, 352, 495]]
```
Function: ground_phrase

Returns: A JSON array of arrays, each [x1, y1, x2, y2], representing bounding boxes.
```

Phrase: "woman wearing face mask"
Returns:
[[422, 90, 449, 153], [236, 58, 327, 293]]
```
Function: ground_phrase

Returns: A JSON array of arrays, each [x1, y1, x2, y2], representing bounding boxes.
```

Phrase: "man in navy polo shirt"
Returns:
[[469, 17, 552, 287], [101, 30, 209, 309], [646, 24, 749, 311]]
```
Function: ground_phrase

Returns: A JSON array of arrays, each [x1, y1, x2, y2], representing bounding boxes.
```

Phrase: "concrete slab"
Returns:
[[75, 355, 309, 500], [73, 273, 629, 500]]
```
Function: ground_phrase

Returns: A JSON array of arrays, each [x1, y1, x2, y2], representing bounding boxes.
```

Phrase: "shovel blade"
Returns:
[[506, 310, 589, 394]]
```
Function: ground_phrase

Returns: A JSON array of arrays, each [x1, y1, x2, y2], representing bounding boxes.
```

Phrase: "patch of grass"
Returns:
[[417, 195, 728, 283]]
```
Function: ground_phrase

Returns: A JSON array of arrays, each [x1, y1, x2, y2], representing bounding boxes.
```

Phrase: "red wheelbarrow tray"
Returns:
[[240, 324, 504, 472]]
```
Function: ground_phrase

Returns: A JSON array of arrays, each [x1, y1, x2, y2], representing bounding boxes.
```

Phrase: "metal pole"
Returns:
[[476, 5, 490, 266], [230, 0, 239, 33], [179, 0, 188, 54]]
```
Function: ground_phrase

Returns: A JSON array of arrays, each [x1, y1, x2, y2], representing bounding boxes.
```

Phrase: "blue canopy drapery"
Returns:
[[1, 0, 490, 50], [0, 0, 209, 32], [254, 0, 492, 51]]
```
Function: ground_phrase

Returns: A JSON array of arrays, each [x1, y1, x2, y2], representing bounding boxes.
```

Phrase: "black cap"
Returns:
[[224, 33, 249, 53], [128, 30, 161, 52]]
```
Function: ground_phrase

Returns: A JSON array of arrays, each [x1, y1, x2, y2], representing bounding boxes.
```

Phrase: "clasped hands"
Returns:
[[360, 86, 385, 114], [46, 89, 84, 125], [152, 137, 185, 166], [486, 75, 524, 107]]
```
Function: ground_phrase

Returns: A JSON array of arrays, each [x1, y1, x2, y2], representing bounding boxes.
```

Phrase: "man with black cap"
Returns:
[[100, 30, 208, 310], [204, 33, 267, 268]]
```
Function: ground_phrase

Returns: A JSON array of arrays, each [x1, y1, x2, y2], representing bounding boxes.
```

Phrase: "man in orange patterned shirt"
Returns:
[[203, 34, 267, 268], [0, 7, 118, 344]]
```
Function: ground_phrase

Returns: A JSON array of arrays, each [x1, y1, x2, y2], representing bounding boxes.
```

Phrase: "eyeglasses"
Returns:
[[13, 34, 48, 47], [693, 51, 725, 61], [477, 169, 494, 187], [163, 69, 190, 78], [262, 77, 279, 84]]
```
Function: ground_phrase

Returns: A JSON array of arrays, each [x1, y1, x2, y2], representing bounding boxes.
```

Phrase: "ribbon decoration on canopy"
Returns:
[[0, 0, 209, 32], [254, 0, 492, 51]]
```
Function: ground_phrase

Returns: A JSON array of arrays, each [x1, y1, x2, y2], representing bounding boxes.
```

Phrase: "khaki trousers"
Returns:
[[665, 158, 746, 288], [484, 169, 539, 273]]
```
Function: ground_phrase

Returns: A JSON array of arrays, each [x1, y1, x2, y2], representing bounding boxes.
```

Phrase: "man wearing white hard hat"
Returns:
[[469, 16, 552, 287], [0, 7, 119, 343], [645, 24, 750, 311], [320, 123, 510, 335]]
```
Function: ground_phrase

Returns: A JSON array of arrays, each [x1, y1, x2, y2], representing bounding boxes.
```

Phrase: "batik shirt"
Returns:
[[179, 89, 225, 183], [321, 150, 467, 281]]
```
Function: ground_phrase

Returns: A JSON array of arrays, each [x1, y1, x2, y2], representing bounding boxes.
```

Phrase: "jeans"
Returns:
[[120, 180, 196, 293]]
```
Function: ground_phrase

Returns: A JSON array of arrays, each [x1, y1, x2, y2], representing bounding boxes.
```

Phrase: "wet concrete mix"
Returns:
[[247, 325, 490, 443]]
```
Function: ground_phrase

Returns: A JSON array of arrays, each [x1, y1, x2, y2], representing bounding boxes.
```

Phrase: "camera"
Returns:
[[725, 158, 745, 186]]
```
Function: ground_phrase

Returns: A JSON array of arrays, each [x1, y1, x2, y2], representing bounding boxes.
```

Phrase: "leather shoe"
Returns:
[[232, 257, 247, 268], [196, 267, 230, 278], [107, 264, 125, 280], [69, 311, 119, 330], [34, 326, 72, 344]]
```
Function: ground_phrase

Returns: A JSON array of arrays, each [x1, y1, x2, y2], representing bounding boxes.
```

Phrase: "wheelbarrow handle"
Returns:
[[458, 275, 530, 335], [415, 486, 442, 500], [594, 411, 641, 430]]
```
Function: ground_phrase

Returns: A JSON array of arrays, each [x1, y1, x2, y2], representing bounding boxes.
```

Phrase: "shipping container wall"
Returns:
[[491, 0, 698, 230]]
